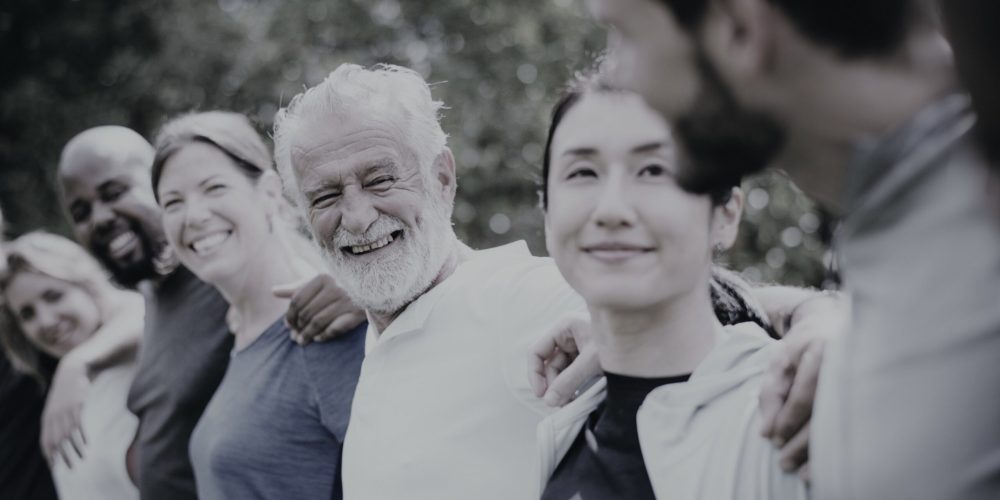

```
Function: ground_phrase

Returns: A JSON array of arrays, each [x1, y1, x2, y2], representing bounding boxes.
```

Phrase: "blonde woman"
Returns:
[[1, 232, 143, 500], [151, 111, 365, 500]]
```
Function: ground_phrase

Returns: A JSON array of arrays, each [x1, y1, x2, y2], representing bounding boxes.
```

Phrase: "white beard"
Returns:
[[318, 196, 456, 316]]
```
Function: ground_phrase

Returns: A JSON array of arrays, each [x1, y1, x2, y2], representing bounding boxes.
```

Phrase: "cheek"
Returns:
[[162, 213, 185, 251], [309, 208, 340, 247], [63, 294, 100, 330]]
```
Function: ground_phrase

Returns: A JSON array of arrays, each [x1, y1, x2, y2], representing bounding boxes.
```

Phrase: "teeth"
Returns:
[[349, 233, 395, 255], [191, 232, 229, 255], [108, 232, 137, 256]]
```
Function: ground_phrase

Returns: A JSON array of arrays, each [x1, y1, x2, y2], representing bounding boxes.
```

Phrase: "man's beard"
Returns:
[[92, 218, 166, 289], [671, 49, 787, 195], [319, 195, 456, 316]]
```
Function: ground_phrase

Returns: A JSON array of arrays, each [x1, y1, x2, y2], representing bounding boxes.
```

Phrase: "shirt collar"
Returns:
[[364, 240, 533, 354], [844, 92, 973, 214]]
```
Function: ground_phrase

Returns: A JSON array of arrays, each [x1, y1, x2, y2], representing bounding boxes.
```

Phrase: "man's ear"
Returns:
[[701, 0, 776, 78], [433, 148, 458, 202], [711, 187, 744, 250]]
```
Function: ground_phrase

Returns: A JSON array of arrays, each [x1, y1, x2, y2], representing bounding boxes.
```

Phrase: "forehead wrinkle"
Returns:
[[292, 126, 403, 163]]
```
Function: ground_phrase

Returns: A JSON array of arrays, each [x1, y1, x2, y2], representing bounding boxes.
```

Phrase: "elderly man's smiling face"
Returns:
[[290, 116, 457, 315]]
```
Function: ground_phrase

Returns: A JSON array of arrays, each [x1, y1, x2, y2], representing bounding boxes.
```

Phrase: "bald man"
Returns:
[[54, 126, 232, 500], [55, 126, 363, 500]]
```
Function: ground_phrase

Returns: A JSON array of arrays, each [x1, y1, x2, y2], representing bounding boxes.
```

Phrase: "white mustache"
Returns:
[[329, 215, 405, 249]]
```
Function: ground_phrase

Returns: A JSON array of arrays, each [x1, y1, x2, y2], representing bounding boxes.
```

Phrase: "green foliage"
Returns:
[[0, 0, 828, 286]]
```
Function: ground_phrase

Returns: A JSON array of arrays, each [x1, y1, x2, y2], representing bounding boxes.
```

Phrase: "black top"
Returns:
[[541, 372, 692, 500], [126, 266, 232, 500], [0, 354, 58, 500]]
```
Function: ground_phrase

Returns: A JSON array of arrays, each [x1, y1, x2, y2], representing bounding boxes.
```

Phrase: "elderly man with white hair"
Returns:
[[273, 63, 585, 500], [273, 63, 834, 500]]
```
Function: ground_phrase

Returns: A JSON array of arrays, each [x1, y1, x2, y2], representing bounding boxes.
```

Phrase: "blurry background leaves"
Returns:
[[0, 0, 832, 287]]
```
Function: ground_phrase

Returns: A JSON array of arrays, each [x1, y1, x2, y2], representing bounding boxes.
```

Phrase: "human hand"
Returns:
[[41, 351, 91, 469], [274, 273, 366, 345], [759, 293, 846, 477], [529, 314, 600, 407]]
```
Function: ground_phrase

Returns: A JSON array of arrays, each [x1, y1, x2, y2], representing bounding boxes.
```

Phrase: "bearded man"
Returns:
[[589, 1, 1000, 499], [274, 63, 842, 499]]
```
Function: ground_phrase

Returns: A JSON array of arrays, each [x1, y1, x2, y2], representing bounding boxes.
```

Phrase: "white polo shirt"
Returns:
[[342, 241, 587, 500]]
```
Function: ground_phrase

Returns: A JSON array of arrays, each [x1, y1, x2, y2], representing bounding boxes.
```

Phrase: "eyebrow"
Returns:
[[631, 141, 667, 154], [365, 158, 399, 175], [560, 141, 667, 158], [303, 177, 344, 201], [561, 147, 599, 158], [159, 174, 225, 199], [198, 174, 224, 188]]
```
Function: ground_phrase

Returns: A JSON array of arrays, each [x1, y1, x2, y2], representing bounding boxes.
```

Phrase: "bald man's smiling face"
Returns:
[[58, 145, 165, 288]]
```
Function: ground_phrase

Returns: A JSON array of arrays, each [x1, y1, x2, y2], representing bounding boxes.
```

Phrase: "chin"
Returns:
[[574, 278, 661, 312]]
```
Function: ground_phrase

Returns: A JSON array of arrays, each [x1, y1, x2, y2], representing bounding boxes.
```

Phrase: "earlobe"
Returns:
[[435, 148, 458, 199]]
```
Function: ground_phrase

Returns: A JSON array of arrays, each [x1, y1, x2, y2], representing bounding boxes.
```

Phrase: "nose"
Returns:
[[33, 305, 59, 336], [91, 201, 117, 233], [338, 190, 379, 235], [183, 196, 212, 229], [593, 172, 635, 230]]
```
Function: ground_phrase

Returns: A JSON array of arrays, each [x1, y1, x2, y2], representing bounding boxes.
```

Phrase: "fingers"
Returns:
[[285, 276, 325, 330], [543, 350, 571, 387], [797, 461, 811, 485], [779, 422, 810, 473], [529, 319, 582, 398], [272, 276, 310, 299], [528, 337, 557, 397], [772, 341, 825, 444], [315, 311, 366, 343], [543, 348, 600, 407], [759, 347, 794, 440], [68, 426, 86, 462]]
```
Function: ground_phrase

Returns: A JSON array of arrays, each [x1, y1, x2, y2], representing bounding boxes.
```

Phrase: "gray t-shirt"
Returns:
[[189, 317, 365, 500], [127, 266, 232, 500], [812, 94, 1000, 500]]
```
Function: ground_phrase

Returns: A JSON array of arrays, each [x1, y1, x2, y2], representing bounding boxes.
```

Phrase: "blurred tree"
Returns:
[[0, 0, 828, 287]]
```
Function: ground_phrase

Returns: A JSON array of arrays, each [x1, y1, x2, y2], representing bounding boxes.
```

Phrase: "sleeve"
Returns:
[[494, 259, 589, 416], [299, 323, 367, 440], [738, 400, 811, 500]]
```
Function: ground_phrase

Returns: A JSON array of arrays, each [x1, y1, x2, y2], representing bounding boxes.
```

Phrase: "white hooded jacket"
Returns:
[[536, 322, 809, 500]]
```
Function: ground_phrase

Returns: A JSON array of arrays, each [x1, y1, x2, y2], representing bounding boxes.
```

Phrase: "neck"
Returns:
[[214, 240, 309, 348], [773, 30, 954, 212], [367, 239, 473, 333], [590, 287, 718, 378]]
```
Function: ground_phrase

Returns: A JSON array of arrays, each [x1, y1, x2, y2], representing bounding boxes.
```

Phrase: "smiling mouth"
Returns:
[[583, 244, 655, 262], [107, 231, 140, 259], [41, 320, 74, 346], [341, 230, 403, 256], [188, 230, 232, 256]]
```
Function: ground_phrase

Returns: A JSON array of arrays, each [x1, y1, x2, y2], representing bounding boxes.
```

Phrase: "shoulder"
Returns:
[[458, 242, 583, 321], [299, 322, 366, 381]]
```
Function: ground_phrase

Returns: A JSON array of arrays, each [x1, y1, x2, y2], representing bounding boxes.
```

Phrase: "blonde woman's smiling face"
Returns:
[[4, 271, 101, 358]]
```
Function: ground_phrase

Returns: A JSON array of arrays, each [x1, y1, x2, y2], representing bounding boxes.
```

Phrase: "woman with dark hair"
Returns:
[[1, 231, 142, 500], [536, 82, 807, 499], [151, 111, 365, 500]]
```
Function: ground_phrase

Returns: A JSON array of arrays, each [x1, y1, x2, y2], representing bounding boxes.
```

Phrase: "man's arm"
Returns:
[[530, 284, 847, 477], [274, 273, 366, 345], [756, 288, 847, 480], [752, 285, 842, 338]]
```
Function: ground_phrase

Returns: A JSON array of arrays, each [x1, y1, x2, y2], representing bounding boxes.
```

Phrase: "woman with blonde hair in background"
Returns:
[[1, 231, 143, 500]]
